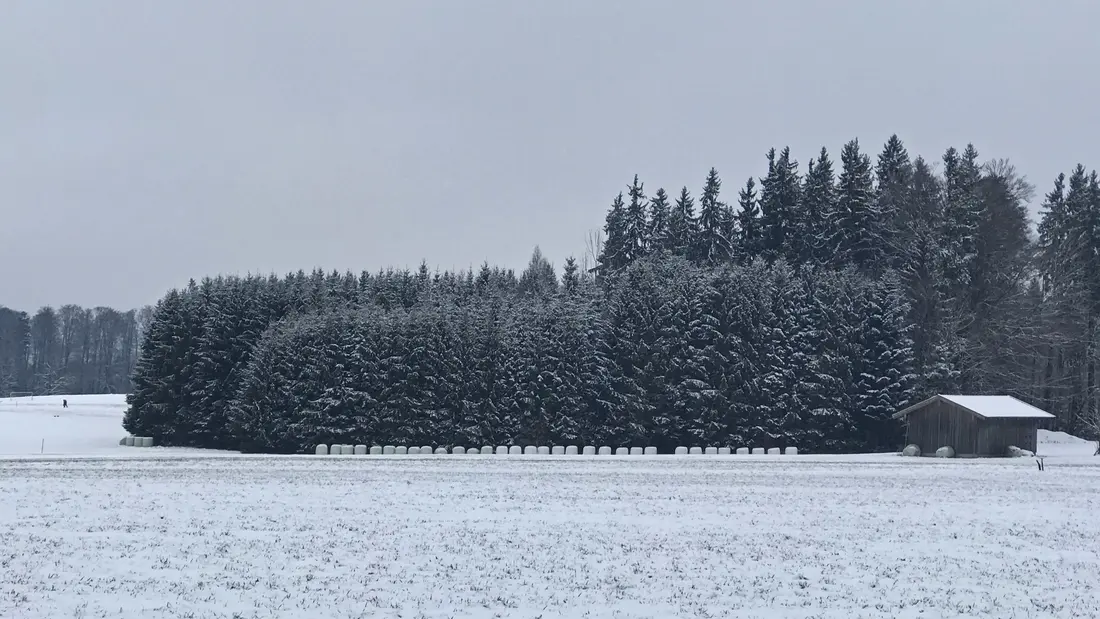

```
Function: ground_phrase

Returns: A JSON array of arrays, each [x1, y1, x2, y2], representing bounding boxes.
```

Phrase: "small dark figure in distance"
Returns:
[[62, 399, 68, 409]]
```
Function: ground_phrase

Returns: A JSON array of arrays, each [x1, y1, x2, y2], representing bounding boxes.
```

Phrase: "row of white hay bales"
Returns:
[[316, 444, 799, 456], [119, 435, 154, 447]]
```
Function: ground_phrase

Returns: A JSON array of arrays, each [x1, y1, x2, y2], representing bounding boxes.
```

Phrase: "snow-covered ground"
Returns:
[[0, 394, 226, 458], [2, 395, 1097, 617], [0, 394, 131, 456]]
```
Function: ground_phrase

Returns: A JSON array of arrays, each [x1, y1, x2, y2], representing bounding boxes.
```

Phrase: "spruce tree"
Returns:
[[647, 188, 672, 255], [696, 168, 732, 263], [625, 175, 649, 261], [758, 147, 801, 263], [736, 178, 762, 263], [799, 148, 836, 267], [834, 138, 878, 271], [598, 192, 630, 277], [666, 187, 698, 259]]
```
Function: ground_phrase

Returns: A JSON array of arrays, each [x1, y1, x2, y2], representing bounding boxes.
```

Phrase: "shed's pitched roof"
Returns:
[[892, 395, 1055, 420]]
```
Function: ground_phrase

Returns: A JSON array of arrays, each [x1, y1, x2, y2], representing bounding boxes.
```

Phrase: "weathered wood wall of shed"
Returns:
[[904, 399, 979, 455], [977, 419, 1038, 454]]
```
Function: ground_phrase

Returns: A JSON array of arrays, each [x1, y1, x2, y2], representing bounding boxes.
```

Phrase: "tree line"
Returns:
[[121, 134, 1098, 452], [0, 305, 152, 396]]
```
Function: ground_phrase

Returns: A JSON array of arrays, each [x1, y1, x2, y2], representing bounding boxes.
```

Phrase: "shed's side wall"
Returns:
[[904, 399, 979, 455], [977, 419, 1038, 454]]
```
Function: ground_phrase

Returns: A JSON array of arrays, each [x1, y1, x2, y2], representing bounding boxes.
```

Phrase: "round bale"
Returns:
[[935, 446, 955, 458], [644, 447, 657, 455], [315, 444, 328, 455], [582, 446, 596, 455], [354, 445, 367, 455]]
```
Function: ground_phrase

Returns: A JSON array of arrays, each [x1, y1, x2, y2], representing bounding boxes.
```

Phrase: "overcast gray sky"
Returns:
[[2, 0, 1098, 310]]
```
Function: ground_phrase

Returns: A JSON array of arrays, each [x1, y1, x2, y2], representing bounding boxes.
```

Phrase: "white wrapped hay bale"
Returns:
[[615, 447, 629, 456], [552, 446, 565, 455], [524, 446, 537, 455], [497, 446, 509, 455], [705, 447, 718, 455], [629, 447, 642, 455], [421, 446, 433, 454], [140, 437, 153, 447], [784, 447, 798, 455], [481, 446, 494, 454], [675, 446, 688, 455], [565, 445, 579, 455], [718, 447, 731, 455], [901, 444, 920, 457], [689, 447, 703, 455], [452, 446, 466, 455], [407, 446, 420, 455], [936, 446, 955, 458], [369, 446, 382, 455], [125, 436, 135, 447], [751, 448, 765, 455], [395, 446, 408, 455], [342, 445, 356, 455], [315, 444, 328, 455], [434, 447, 448, 455], [736, 447, 749, 455], [383, 445, 396, 455], [1007, 445, 1035, 457], [354, 445, 367, 455], [598, 446, 612, 455], [119, 437, 127, 446], [644, 447, 657, 455], [537, 446, 550, 455], [509, 446, 522, 455], [767, 448, 780, 455], [583, 446, 596, 455]]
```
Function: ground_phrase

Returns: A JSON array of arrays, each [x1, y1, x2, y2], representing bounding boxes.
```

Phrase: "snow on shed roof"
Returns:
[[893, 395, 1055, 420]]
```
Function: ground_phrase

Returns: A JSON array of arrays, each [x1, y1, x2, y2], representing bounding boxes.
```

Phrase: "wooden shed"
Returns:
[[892, 395, 1054, 456]]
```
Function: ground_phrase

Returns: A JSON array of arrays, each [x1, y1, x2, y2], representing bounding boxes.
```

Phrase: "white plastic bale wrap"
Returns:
[[767, 448, 780, 455], [644, 447, 657, 455], [718, 447, 731, 455], [936, 446, 955, 458], [354, 445, 367, 455], [784, 447, 798, 455], [537, 446, 550, 455], [125, 436, 135, 446], [552, 446, 565, 455], [675, 446, 688, 455], [452, 446, 466, 455], [615, 447, 629, 456], [524, 446, 537, 455], [434, 447, 448, 455], [497, 446, 510, 455], [406, 446, 420, 455], [598, 446, 612, 456], [383, 445, 396, 455], [901, 444, 920, 457], [395, 446, 408, 455], [369, 446, 383, 455], [582, 446, 596, 455], [1007, 445, 1034, 457], [689, 447, 703, 455], [421, 446, 434, 455], [315, 444, 328, 455], [566, 446, 579, 455], [482, 446, 494, 454], [704, 447, 718, 455], [342, 445, 356, 455], [629, 447, 642, 455], [751, 448, 765, 455], [509, 446, 522, 455], [119, 437, 127, 446], [736, 447, 749, 455]]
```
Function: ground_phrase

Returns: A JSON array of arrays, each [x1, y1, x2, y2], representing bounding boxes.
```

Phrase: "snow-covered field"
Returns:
[[2, 396, 1098, 618]]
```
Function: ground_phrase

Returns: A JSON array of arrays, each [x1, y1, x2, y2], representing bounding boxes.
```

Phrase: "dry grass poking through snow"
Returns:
[[2, 455, 1099, 618]]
